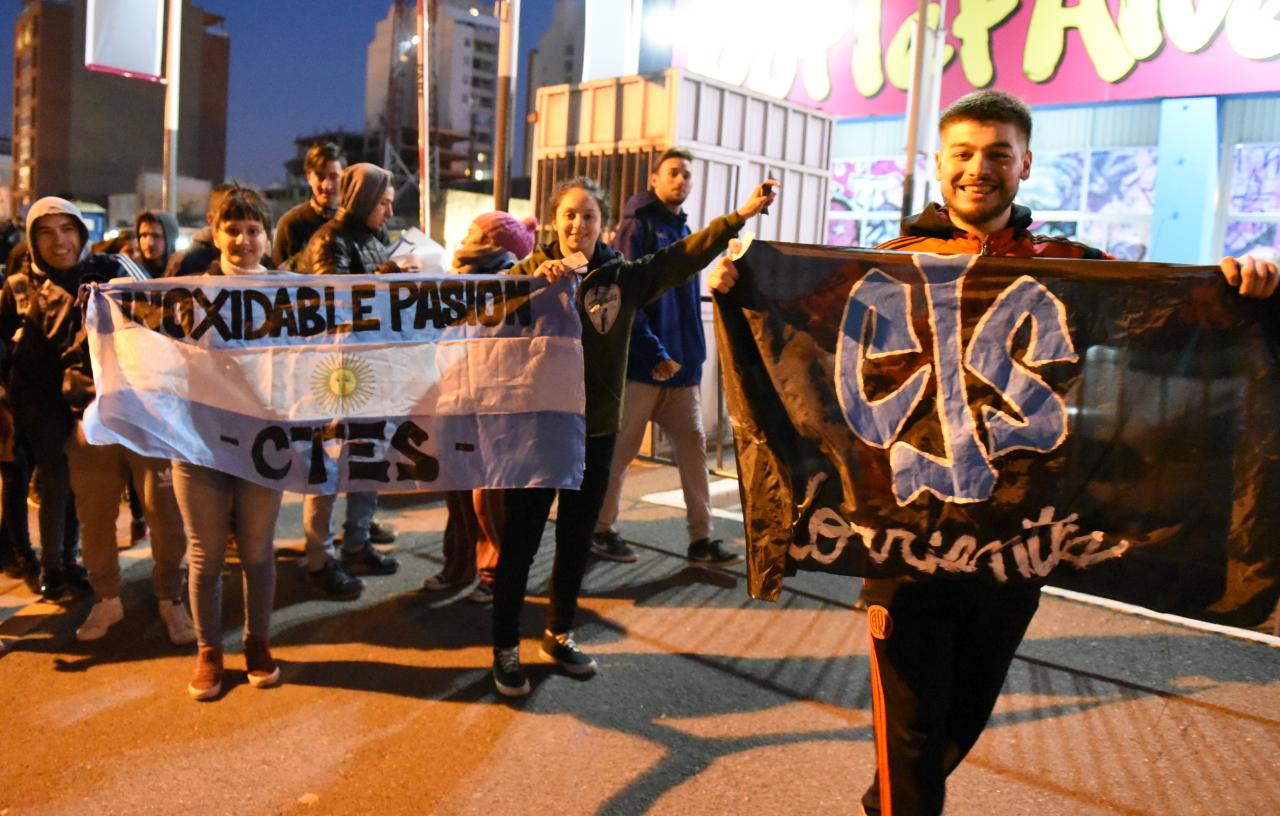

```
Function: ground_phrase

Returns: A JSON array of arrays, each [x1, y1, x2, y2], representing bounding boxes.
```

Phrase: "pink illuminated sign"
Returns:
[[671, 0, 1280, 117]]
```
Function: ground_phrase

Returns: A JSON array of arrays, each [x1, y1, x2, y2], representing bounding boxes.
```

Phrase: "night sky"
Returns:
[[0, 0, 559, 187]]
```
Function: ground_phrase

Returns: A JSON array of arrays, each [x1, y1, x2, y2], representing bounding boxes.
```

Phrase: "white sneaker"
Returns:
[[158, 599, 197, 646], [76, 596, 124, 641]]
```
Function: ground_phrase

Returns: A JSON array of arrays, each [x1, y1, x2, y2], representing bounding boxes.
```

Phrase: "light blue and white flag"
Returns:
[[82, 273, 586, 493]]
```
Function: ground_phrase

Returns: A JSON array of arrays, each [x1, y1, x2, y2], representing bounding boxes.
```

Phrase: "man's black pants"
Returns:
[[860, 576, 1041, 816]]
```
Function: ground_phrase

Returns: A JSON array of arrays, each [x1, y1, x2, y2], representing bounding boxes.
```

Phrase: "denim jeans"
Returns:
[[300, 491, 378, 571], [172, 462, 283, 648]]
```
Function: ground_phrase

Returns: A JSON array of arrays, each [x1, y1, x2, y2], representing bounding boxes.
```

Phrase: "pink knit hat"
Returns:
[[473, 211, 538, 259]]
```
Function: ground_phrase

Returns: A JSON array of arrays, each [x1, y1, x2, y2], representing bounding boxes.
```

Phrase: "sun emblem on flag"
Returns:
[[311, 354, 375, 414]]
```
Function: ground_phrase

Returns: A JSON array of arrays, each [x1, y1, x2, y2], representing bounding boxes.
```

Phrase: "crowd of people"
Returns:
[[0, 137, 772, 702], [0, 89, 1275, 816]]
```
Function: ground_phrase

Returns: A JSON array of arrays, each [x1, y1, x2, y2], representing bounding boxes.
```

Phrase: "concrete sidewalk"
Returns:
[[0, 459, 1277, 815]]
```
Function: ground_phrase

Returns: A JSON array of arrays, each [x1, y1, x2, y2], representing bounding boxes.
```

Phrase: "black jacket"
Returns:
[[303, 214, 396, 275]]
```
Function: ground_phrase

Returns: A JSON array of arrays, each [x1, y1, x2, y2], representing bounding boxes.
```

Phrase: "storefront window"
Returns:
[[826, 156, 924, 249], [1019, 147, 1156, 261], [827, 148, 1157, 260], [1224, 143, 1280, 258]]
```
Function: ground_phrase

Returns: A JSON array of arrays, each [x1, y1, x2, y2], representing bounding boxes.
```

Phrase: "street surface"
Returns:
[[1, 460, 1278, 815]]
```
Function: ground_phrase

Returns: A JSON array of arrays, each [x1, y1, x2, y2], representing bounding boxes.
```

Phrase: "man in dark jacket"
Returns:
[[303, 163, 398, 276], [9, 200, 190, 628], [709, 90, 1278, 816], [297, 162, 400, 593], [591, 147, 740, 565], [134, 209, 180, 278], [273, 142, 344, 269]]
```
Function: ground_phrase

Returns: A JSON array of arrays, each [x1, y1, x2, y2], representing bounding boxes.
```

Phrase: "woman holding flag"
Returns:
[[489, 174, 778, 697], [173, 186, 286, 701]]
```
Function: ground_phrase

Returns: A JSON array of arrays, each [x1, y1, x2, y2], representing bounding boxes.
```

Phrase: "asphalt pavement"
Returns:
[[1, 459, 1277, 815]]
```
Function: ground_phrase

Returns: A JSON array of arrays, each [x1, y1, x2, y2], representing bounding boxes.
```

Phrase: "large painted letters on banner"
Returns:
[[83, 273, 586, 494], [715, 242, 1280, 631]]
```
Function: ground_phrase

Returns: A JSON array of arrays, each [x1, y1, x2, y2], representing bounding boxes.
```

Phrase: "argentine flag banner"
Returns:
[[82, 273, 586, 493]]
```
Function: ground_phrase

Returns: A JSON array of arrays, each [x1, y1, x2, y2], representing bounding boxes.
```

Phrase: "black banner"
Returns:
[[716, 241, 1280, 631]]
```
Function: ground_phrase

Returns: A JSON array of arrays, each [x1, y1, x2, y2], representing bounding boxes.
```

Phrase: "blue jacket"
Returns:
[[612, 190, 705, 386]]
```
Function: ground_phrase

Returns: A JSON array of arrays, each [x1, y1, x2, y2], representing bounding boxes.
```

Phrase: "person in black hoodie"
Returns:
[[134, 209, 180, 279]]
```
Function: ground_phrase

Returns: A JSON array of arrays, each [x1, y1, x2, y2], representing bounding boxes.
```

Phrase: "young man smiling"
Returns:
[[592, 147, 741, 565], [709, 90, 1278, 816], [273, 142, 344, 269], [13, 198, 193, 642]]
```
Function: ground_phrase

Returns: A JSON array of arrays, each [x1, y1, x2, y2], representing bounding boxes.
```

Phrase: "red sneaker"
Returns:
[[244, 636, 281, 689], [188, 646, 223, 700]]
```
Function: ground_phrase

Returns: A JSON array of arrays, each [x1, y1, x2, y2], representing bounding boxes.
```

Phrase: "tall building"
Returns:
[[528, 0, 583, 93], [523, 0, 585, 172], [11, 0, 228, 211], [365, 0, 500, 185]]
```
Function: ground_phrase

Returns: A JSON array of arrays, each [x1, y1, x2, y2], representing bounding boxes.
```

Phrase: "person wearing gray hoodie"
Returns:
[[296, 163, 400, 591], [134, 208, 180, 279], [13, 198, 192, 642]]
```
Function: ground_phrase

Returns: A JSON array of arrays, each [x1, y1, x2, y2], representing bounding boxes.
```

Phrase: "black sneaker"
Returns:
[[590, 530, 638, 563], [539, 629, 597, 676], [308, 559, 363, 600], [63, 563, 93, 597], [493, 647, 530, 697], [368, 521, 397, 545], [341, 544, 399, 575], [687, 538, 743, 565], [39, 569, 70, 602], [15, 554, 40, 593]]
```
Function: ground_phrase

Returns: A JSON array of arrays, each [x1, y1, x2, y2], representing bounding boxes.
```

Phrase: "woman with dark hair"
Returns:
[[174, 186, 286, 701], [489, 174, 777, 697]]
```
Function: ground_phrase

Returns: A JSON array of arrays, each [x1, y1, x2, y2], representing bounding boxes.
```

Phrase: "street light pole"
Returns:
[[161, 0, 182, 215], [493, 0, 520, 211], [900, 0, 931, 223], [417, 0, 430, 232]]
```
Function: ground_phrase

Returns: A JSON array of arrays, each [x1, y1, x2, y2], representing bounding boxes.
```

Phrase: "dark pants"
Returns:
[[860, 577, 1041, 816], [492, 433, 616, 649], [0, 438, 36, 563], [23, 417, 79, 572]]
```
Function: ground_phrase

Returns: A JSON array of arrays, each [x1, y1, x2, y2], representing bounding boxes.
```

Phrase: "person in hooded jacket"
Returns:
[[295, 162, 401, 594], [2, 204, 115, 601], [15, 198, 194, 644], [488, 175, 777, 697], [708, 89, 1279, 816], [421, 211, 536, 604], [302, 162, 400, 277], [135, 209, 180, 279]]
